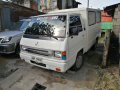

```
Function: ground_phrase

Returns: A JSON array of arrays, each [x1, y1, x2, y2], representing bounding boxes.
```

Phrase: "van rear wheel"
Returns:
[[71, 52, 83, 71]]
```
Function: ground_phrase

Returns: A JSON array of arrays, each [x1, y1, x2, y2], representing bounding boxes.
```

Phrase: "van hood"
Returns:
[[0, 31, 23, 38], [20, 38, 67, 51]]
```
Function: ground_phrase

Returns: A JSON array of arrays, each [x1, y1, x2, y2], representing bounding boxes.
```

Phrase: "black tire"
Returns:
[[15, 44, 20, 55], [71, 52, 84, 71]]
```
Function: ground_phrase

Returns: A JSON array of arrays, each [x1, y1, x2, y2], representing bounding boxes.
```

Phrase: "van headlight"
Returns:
[[21, 45, 27, 51], [1, 37, 12, 43], [54, 51, 62, 58], [54, 51, 67, 60]]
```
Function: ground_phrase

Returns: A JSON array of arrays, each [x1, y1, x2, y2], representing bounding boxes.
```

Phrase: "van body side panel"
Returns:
[[86, 9, 101, 51]]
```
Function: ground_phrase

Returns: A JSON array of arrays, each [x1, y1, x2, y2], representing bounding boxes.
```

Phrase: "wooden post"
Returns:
[[119, 33, 120, 76], [102, 30, 111, 67]]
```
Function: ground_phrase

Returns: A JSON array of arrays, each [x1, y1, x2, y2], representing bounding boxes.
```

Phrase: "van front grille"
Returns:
[[31, 60, 46, 67], [25, 48, 52, 56]]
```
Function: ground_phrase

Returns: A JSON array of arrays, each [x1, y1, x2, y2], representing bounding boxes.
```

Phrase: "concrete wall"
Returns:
[[113, 5, 120, 37], [61, 0, 73, 9], [30, 0, 74, 12], [23, 0, 30, 8], [67, 0, 73, 8], [1, 8, 11, 30], [62, 0, 67, 9]]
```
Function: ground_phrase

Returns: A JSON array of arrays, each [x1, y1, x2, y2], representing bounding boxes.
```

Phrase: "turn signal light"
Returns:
[[62, 51, 67, 60], [62, 51, 66, 56]]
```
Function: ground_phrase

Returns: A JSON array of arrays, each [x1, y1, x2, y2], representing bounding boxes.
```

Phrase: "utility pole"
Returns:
[[87, 0, 89, 8]]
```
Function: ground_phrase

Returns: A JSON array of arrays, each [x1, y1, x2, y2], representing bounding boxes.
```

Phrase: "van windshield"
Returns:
[[24, 15, 67, 39]]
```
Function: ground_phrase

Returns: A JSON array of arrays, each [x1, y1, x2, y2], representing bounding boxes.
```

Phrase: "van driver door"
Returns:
[[67, 14, 85, 63]]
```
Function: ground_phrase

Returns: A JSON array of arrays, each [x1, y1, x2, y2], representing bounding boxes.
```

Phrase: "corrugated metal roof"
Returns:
[[104, 3, 120, 17]]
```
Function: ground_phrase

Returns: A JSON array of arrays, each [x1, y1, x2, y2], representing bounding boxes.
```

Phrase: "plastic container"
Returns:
[[101, 17, 113, 22], [101, 22, 113, 30]]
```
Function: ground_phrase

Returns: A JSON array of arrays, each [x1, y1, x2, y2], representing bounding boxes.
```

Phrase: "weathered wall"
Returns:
[[30, 0, 74, 13], [1, 8, 11, 30], [23, 0, 30, 8], [0, 1, 43, 31], [113, 5, 120, 37]]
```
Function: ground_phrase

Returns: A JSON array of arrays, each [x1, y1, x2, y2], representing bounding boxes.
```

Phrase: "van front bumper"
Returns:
[[20, 52, 69, 72], [0, 43, 15, 54]]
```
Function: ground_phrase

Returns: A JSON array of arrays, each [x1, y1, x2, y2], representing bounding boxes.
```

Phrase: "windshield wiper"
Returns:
[[47, 35, 58, 40], [38, 34, 58, 40]]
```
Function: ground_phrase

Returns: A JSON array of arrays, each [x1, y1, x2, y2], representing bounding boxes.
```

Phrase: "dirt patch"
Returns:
[[84, 50, 102, 66], [94, 66, 120, 90], [41, 72, 67, 87]]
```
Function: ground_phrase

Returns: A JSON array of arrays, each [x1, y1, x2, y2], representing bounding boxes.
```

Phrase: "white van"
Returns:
[[20, 8, 101, 72]]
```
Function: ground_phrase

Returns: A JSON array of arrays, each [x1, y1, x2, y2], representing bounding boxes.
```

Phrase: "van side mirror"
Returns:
[[69, 27, 78, 36]]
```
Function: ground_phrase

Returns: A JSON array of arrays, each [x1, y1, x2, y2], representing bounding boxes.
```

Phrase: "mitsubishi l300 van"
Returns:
[[20, 8, 101, 72]]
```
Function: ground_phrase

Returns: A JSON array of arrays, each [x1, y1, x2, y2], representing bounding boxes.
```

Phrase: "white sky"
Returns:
[[76, 0, 120, 10], [2, 0, 120, 10]]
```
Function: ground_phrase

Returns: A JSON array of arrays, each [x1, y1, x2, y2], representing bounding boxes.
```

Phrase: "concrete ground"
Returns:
[[0, 47, 119, 90], [0, 62, 98, 90], [0, 49, 102, 90]]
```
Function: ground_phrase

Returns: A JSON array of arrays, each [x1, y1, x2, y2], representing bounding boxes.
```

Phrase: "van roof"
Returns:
[[31, 8, 101, 18], [31, 13, 68, 18], [48, 8, 87, 14], [48, 8, 101, 14]]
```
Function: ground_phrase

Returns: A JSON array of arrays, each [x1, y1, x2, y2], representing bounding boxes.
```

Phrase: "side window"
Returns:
[[88, 11, 96, 26], [69, 15, 82, 36], [96, 12, 101, 23]]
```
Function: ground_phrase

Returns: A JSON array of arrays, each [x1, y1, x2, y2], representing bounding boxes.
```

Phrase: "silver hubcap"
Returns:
[[76, 55, 83, 68]]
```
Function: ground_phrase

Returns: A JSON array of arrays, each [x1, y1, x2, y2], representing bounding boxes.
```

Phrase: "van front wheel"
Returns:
[[71, 52, 83, 71]]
